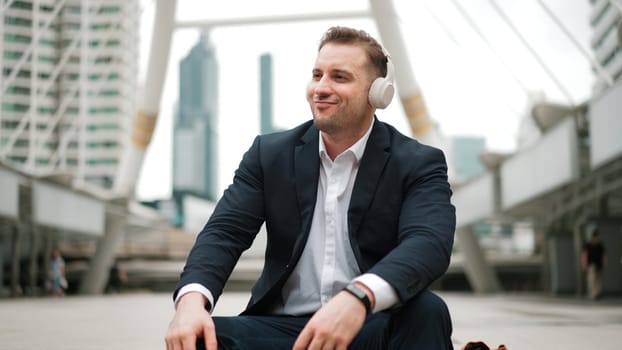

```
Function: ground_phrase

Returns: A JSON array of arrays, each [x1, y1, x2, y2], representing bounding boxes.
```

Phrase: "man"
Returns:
[[581, 229, 606, 300], [166, 26, 456, 350]]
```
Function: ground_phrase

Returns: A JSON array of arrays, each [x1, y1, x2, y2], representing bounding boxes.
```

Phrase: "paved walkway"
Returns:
[[0, 291, 620, 349]]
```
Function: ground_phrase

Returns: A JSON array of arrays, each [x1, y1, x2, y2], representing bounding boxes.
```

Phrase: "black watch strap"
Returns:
[[342, 283, 372, 314]]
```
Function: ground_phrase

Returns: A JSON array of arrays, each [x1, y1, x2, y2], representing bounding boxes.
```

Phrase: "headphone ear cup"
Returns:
[[368, 77, 394, 109]]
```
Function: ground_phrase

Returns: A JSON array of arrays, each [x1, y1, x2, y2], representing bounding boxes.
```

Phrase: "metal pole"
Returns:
[[535, 0, 613, 87], [176, 11, 369, 29], [448, 0, 531, 96], [79, 205, 126, 294], [456, 226, 502, 293], [489, 0, 575, 106], [369, 0, 444, 149], [113, 0, 178, 196]]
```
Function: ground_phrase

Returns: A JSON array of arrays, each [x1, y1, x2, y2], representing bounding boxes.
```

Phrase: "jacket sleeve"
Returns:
[[173, 136, 266, 305], [367, 145, 455, 303]]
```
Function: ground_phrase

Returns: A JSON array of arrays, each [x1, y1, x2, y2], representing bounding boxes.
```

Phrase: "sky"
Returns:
[[135, 0, 594, 201]]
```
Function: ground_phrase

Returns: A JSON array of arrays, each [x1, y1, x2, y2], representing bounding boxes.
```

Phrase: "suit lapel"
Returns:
[[292, 124, 320, 254], [348, 120, 391, 237]]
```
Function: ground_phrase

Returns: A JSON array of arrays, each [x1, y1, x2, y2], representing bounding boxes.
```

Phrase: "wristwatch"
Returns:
[[342, 283, 372, 314]]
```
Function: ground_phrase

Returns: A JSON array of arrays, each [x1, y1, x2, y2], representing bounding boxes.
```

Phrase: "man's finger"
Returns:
[[167, 338, 182, 350], [165, 333, 181, 350], [292, 326, 314, 350], [314, 337, 333, 350], [180, 334, 196, 350], [203, 323, 217, 350]]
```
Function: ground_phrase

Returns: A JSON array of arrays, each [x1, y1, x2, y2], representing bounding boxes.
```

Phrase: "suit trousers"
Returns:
[[197, 289, 453, 350]]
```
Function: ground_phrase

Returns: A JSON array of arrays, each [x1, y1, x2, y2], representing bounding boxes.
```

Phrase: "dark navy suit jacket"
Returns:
[[175, 118, 456, 315]]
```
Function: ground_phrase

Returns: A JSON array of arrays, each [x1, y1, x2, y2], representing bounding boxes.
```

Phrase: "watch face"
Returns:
[[344, 284, 371, 314], [349, 285, 366, 299]]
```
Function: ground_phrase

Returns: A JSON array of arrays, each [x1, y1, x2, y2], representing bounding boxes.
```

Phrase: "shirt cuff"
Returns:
[[353, 273, 399, 313], [174, 283, 215, 313]]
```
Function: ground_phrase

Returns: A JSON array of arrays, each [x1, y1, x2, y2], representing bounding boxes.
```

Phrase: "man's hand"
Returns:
[[293, 284, 372, 350], [165, 292, 217, 350]]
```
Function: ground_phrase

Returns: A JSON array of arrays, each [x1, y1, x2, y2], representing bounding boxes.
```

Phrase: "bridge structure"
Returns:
[[1, 0, 621, 297]]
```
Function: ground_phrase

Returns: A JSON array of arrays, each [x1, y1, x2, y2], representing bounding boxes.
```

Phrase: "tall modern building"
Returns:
[[450, 136, 486, 184], [589, 0, 622, 94], [173, 32, 219, 212], [259, 53, 275, 135], [0, 0, 139, 189]]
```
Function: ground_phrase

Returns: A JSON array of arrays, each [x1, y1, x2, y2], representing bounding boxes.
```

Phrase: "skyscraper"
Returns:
[[450, 136, 486, 183], [589, 0, 622, 94], [173, 32, 219, 213], [259, 53, 275, 135], [0, 0, 139, 190]]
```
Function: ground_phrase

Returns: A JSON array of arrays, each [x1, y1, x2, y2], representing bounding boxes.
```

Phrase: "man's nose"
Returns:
[[313, 76, 332, 94]]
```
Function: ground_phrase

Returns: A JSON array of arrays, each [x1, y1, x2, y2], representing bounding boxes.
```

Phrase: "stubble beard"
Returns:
[[311, 105, 340, 134], [313, 114, 337, 134]]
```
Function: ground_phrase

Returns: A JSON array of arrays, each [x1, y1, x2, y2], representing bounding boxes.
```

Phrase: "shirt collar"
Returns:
[[318, 118, 375, 163]]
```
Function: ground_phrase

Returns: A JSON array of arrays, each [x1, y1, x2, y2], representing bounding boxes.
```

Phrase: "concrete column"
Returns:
[[79, 208, 126, 294], [42, 233, 54, 294], [573, 220, 586, 297], [0, 228, 5, 296], [28, 225, 39, 295], [10, 223, 20, 297], [456, 226, 501, 293]]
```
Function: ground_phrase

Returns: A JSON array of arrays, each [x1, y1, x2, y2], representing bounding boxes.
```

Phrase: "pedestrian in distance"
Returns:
[[49, 248, 67, 297], [581, 229, 606, 300]]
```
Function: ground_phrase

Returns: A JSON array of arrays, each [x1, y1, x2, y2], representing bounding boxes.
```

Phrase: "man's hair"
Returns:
[[318, 26, 388, 79]]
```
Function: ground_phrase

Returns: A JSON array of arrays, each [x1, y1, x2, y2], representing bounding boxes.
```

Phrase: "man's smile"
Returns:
[[313, 100, 338, 109]]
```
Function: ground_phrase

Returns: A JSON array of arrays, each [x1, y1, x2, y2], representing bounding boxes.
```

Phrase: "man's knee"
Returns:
[[392, 289, 452, 338], [388, 290, 453, 349], [401, 290, 451, 320]]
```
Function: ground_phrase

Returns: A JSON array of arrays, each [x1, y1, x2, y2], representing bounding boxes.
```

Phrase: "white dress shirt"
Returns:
[[177, 119, 398, 314]]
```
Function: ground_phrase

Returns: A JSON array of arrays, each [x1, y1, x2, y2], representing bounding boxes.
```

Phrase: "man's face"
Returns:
[[306, 43, 375, 136]]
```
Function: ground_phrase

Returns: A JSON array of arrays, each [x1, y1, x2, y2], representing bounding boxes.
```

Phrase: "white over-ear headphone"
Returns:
[[368, 51, 395, 109]]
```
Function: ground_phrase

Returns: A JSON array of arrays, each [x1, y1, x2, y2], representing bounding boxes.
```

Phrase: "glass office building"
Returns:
[[173, 32, 219, 202], [589, 0, 622, 93]]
